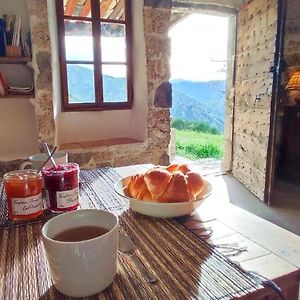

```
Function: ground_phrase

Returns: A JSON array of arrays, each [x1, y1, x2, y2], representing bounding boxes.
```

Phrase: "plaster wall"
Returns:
[[0, 1, 39, 160], [0, 99, 39, 159], [46, 0, 148, 145]]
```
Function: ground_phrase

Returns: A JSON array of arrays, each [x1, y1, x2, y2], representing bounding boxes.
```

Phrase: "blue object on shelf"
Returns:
[[0, 19, 6, 57]]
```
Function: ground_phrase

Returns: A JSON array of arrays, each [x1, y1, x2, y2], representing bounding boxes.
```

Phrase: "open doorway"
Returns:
[[168, 12, 235, 175]]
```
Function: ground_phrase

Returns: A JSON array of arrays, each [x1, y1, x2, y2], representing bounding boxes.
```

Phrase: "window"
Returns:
[[56, 0, 133, 111]]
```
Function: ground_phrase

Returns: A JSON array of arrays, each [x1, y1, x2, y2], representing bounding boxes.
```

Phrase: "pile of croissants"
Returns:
[[125, 164, 205, 203]]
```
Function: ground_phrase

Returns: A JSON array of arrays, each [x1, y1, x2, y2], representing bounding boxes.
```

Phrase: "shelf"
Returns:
[[0, 93, 34, 98], [0, 57, 31, 64]]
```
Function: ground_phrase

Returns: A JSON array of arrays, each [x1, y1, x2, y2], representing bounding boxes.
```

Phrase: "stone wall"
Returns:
[[232, 0, 278, 200], [27, 0, 56, 148], [0, 0, 173, 176]]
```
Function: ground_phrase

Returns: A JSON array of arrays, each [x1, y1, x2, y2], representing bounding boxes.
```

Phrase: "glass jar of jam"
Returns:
[[42, 163, 80, 213], [3, 169, 43, 221]]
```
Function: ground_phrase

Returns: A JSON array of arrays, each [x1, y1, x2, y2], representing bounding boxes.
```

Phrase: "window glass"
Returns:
[[67, 64, 95, 103], [101, 23, 126, 62], [57, 0, 132, 110], [102, 64, 127, 103], [64, 20, 93, 61]]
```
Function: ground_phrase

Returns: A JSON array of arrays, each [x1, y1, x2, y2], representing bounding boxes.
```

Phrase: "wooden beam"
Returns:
[[108, 0, 124, 20], [100, 0, 115, 18], [79, 0, 91, 17], [64, 0, 78, 16]]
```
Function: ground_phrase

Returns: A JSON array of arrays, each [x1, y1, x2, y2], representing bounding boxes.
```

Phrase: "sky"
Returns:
[[169, 13, 229, 81], [65, 13, 229, 82]]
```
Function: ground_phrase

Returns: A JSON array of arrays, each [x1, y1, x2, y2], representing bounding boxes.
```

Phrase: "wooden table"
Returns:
[[116, 165, 300, 300], [0, 164, 300, 299]]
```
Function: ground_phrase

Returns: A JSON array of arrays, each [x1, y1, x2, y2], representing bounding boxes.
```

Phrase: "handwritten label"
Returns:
[[12, 193, 43, 215], [56, 187, 79, 208]]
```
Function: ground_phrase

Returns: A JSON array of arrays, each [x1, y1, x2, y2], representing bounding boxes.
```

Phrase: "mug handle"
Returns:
[[20, 161, 32, 169]]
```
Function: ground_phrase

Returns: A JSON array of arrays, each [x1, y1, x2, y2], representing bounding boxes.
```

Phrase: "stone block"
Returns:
[[31, 21, 51, 50], [143, 7, 171, 35], [147, 107, 170, 129], [154, 82, 172, 108], [0, 159, 23, 178], [36, 112, 55, 142], [68, 152, 94, 166], [27, 0, 48, 20], [36, 52, 52, 90], [92, 150, 113, 164], [146, 57, 170, 81], [145, 35, 171, 58]]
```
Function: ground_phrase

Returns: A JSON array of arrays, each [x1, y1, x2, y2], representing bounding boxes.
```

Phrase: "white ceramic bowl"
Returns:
[[114, 176, 212, 218]]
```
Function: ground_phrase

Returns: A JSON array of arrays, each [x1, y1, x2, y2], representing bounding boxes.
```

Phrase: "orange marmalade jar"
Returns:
[[3, 169, 43, 221]]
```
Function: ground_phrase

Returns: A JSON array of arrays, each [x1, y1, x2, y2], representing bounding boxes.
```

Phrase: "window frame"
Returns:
[[55, 0, 133, 112]]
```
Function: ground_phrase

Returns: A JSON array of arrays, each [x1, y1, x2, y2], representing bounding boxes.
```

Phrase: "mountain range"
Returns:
[[171, 79, 225, 132], [67, 65, 225, 132]]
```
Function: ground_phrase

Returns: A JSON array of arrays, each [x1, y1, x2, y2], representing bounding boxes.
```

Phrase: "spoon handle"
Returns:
[[38, 146, 57, 173], [44, 143, 57, 168]]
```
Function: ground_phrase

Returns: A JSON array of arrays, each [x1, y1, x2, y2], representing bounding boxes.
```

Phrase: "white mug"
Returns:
[[20, 152, 68, 170], [41, 209, 119, 298]]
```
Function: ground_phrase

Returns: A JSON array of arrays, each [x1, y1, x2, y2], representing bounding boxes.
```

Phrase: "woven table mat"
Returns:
[[0, 167, 279, 299], [0, 168, 127, 229], [0, 209, 267, 300]]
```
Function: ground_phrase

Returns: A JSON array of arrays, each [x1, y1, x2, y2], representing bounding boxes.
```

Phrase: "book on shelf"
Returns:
[[0, 19, 5, 57], [0, 71, 8, 96], [8, 85, 34, 95], [0, 70, 33, 96], [2, 14, 15, 46], [1, 14, 31, 58]]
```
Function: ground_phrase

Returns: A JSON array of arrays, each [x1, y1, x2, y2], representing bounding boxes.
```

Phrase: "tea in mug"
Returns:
[[53, 226, 109, 242]]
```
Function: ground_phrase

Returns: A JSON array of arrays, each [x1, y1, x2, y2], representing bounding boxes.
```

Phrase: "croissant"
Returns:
[[126, 164, 205, 203]]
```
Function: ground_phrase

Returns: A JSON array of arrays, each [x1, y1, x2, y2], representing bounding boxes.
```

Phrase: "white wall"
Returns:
[[47, 0, 148, 145], [0, 98, 39, 159], [0, 1, 39, 160], [47, 0, 62, 146]]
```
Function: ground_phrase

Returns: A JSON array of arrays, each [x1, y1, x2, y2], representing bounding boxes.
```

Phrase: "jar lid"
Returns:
[[42, 163, 79, 176], [3, 169, 42, 182]]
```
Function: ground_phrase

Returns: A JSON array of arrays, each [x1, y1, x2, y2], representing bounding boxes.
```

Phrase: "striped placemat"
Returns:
[[0, 209, 271, 300], [0, 167, 282, 299]]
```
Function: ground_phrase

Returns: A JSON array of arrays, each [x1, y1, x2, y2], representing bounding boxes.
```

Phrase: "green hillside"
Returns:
[[66, 65, 226, 132]]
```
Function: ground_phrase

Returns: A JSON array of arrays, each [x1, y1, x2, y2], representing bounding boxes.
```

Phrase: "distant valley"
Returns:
[[68, 65, 226, 132], [171, 79, 225, 132]]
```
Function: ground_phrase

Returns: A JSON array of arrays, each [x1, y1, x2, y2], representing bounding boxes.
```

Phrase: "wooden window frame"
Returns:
[[55, 0, 133, 112]]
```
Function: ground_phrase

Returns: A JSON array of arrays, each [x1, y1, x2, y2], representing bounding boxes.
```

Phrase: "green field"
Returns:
[[175, 129, 224, 160]]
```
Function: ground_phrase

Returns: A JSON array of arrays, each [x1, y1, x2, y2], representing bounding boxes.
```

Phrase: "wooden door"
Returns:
[[232, 0, 286, 202]]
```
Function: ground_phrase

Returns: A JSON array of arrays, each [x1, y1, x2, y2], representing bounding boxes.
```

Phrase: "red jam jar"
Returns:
[[3, 169, 43, 221], [42, 163, 80, 213]]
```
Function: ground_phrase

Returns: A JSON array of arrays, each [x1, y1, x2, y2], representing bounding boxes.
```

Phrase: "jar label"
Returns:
[[56, 187, 79, 208], [12, 193, 43, 215]]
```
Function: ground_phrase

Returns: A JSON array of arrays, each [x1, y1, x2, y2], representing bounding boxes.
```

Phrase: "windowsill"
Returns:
[[59, 137, 144, 151]]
